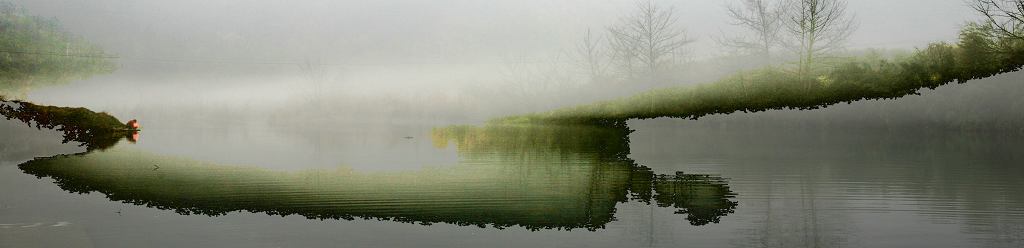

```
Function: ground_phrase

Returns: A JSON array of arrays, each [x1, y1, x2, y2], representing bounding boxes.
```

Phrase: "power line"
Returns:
[[0, 49, 119, 59], [0, 48, 572, 67], [116, 57, 304, 66]]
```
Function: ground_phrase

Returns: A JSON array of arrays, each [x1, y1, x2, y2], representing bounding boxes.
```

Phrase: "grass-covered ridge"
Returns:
[[498, 25, 1024, 125], [0, 2, 115, 98]]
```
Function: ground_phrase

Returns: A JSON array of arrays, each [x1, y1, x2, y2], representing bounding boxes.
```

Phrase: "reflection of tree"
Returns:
[[628, 122, 1024, 247], [653, 172, 738, 226], [20, 123, 737, 231], [624, 167, 737, 226], [435, 124, 739, 227], [1, 99, 132, 150]]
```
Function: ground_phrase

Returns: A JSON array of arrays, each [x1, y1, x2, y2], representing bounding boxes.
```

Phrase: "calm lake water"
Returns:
[[2, 67, 1024, 248]]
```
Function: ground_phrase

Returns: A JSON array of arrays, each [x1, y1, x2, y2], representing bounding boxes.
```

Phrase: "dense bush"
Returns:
[[1, 97, 130, 150]]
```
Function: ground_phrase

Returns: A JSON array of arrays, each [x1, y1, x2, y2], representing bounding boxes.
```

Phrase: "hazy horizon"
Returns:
[[14, 0, 977, 63]]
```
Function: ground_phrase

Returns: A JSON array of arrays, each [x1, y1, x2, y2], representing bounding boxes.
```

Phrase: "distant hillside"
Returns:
[[0, 2, 115, 98]]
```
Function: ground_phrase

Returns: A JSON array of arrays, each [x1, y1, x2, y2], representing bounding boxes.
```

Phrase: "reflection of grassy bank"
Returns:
[[500, 26, 1024, 125], [0, 2, 115, 98], [22, 145, 630, 230], [432, 124, 738, 226], [20, 124, 736, 230], [1, 98, 130, 150]]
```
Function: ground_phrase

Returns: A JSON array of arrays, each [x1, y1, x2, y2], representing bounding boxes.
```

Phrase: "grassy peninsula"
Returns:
[[498, 25, 1024, 125], [1, 97, 132, 150]]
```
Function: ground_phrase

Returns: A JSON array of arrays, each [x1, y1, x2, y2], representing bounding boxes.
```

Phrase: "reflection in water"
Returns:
[[653, 173, 737, 226], [433, 124, 738, 226], [18, 123, 736, 230], [0, 99, 133, 151], [629, 119, 1024, 247]]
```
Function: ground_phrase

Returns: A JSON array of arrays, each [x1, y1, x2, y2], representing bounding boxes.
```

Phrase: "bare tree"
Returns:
[[720, 0, 784, 65], [969, 0, 1024, 40], [575, 28, 608, 82], [782, 0, 857, 78], [607, 25, 640, 78], [607, 0, 693, 76], [299, 58, 333, 110]]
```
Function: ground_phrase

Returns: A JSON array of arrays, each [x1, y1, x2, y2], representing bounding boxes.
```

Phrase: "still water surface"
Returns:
[[2, 68, 1023, 247]]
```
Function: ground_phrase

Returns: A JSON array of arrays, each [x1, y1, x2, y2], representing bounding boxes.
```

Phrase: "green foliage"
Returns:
[[498, 25, 1024, 125], [432, 124, 738, 227], [0, 1, 115, 98], [1, 98, 131, 150]]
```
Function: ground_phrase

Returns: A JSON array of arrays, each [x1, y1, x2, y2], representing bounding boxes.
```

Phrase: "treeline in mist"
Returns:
[[502, 0, 1024, 125], [566, 0, 857, 85], [0, 1, 115, 98]]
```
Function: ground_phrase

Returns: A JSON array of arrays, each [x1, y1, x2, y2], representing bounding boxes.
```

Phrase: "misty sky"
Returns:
[[15, 0, 979, 64], [15, 0, 989, 118]]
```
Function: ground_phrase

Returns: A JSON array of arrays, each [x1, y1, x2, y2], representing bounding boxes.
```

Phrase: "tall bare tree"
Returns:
[[575, 28, 608, 82], [607, 0, 693, 76], [608, 25, 640, 77], [969, 0, 1024, 40], [720, 0, 784, 65], [782, 0, 856, 78]]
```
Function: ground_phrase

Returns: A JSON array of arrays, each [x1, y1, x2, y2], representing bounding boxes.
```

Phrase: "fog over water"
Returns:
[[4, 1, 1024, 247], [14, 0, 976, 60], [11, 0, 982, 123]]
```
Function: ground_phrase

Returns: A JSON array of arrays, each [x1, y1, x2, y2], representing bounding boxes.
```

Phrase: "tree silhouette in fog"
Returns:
[[781, 0, 857, 80], [607, 0, 693, 77], [970, 0, 1024, 40], [720, 0, 785, 66]]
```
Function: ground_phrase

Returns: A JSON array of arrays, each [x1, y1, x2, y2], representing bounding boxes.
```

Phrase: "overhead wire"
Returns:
[[0, 49, 572, 67]]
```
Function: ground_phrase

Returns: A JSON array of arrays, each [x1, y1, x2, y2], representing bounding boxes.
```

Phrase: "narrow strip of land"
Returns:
[[497, 26, 1024, 125]]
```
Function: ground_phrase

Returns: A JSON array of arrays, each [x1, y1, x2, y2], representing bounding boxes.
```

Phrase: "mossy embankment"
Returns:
[[1, 97, 131, 150], [497, 25, 1024, 125]]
